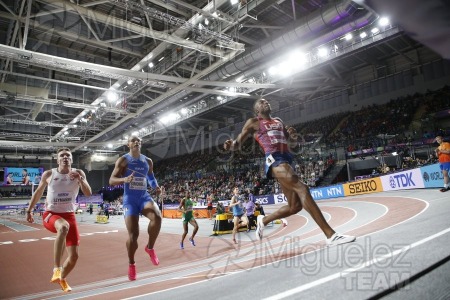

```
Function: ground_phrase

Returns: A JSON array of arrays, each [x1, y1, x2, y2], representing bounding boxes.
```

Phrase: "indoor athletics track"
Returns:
[[1, 189, 449, 300]]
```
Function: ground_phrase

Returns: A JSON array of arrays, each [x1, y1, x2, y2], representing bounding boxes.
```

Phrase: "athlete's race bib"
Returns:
[[129, 177, 147, 190], [266, 154, 275, 167], [53, 192, 74, 204], [267, 130, 287, 145]]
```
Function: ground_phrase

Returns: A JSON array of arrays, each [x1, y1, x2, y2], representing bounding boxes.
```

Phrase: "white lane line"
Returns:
[[262, 226, 450, 300], [0, 218, 38, 232]]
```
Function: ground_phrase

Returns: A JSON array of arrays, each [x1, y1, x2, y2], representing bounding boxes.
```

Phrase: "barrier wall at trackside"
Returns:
[[249, 163, 443, 203]]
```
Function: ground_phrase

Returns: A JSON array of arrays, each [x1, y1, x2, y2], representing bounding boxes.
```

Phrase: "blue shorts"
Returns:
[[264, 152, 294, 179], [123, 192, 154, 217], [440, 162, 450, 172]]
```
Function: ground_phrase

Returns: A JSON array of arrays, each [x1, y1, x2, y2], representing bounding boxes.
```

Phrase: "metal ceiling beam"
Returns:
[[77, 11, 101, 41], [1, 0, 26, 83], [0, 117, 80, 128], [0, 91, 126, 113], [22, 0, 33, 49], [166, 0, 235, 25], [140, 0, 191, 18], [72, 49, 241, 151], [41, 0, 230, 57], [0, 0, 16, 15], [50, 0, 237, 144], [184, 87, 259, 99], [32, 0, 110, 18], [0, 12, 143, 58], [0, 69, 133, 94], [241, 24, 284, 29], [103, 35, 142, 43], [0, 43, 179, 85]]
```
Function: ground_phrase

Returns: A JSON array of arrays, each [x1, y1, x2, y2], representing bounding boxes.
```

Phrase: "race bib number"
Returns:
[[129, 177, 147, 190], [266, 154, 275, 167], [267, 130, 287, 145]]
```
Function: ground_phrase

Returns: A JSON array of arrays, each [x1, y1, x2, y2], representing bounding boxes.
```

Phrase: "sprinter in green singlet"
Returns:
[[178, 191, 199, 249]]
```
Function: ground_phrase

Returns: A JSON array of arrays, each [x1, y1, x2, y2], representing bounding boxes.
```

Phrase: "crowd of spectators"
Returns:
[[96, 86, 450, 205]]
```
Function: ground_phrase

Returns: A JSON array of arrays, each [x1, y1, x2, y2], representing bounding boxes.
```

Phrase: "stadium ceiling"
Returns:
[[0, 0, 442, 157]]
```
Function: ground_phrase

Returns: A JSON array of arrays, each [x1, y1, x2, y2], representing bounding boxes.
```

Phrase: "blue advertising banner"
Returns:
[[420, 163, 444, 188], [310, 184, 345, 200], [254, 194, 275, 205], [3, 167, 44, 185]]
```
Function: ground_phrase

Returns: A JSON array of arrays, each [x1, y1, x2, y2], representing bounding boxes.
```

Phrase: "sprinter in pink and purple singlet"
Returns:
[[224, 98, 355, 246]]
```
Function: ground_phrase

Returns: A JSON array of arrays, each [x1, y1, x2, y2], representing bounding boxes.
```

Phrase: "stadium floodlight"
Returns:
[[360, 32, 367, 39], [379, 17, 390, 26], [345, 33, 353, 41], [318, 47, 328, 57], [268, 66, 278, 75], [371, 27, 380, 34], [107, 91, 118, 102]]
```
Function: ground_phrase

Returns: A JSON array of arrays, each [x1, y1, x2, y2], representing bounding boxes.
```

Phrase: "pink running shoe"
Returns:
[[128, 264, 136, 281], [145, 247, 160, 266]]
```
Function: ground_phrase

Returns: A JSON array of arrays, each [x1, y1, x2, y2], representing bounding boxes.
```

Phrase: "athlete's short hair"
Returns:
[[56, 147, 71, 153]]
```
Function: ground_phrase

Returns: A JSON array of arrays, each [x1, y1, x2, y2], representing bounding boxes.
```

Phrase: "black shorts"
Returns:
[[207, 206, 213, 210]]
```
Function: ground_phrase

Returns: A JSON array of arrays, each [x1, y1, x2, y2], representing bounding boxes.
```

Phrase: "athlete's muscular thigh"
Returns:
[[271, 163, 298, 186]]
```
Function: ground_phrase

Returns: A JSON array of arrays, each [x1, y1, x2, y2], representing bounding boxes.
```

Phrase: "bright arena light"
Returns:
[[345, 33, 353, 41], [160, 113, 179, 124], [180, 108, 188, 115], [360, 32, 367, 39], [379, 17, 390, 26], [107, 91, 118, 102], [318, 48, 328, 57], [278, 62, 293, 76], [268, 66, 279, 75], [371, 27, 380, 34]]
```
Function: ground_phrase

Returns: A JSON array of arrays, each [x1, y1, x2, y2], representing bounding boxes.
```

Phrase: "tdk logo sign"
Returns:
[[389, 173, 415, 188]]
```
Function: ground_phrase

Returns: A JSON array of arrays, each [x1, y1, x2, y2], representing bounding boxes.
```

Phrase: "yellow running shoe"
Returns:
[[59, 279, 72, 292], [50, 268, 61, 283]]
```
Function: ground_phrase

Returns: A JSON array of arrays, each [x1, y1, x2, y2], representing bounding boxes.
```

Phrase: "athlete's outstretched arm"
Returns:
[[224, 117, 259, 151]]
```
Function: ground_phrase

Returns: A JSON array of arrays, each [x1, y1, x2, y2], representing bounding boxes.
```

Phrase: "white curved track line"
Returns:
[[321, 205, 358, 230], [334, 201, 388, 233], [262, 226, 450, 300], [16, 196, 430, 300], [353, 197, 429, 240]]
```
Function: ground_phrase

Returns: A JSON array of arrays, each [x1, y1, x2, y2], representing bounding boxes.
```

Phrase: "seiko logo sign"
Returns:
[[349, 180, 378, 194], [389, 173, 415, 188]]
